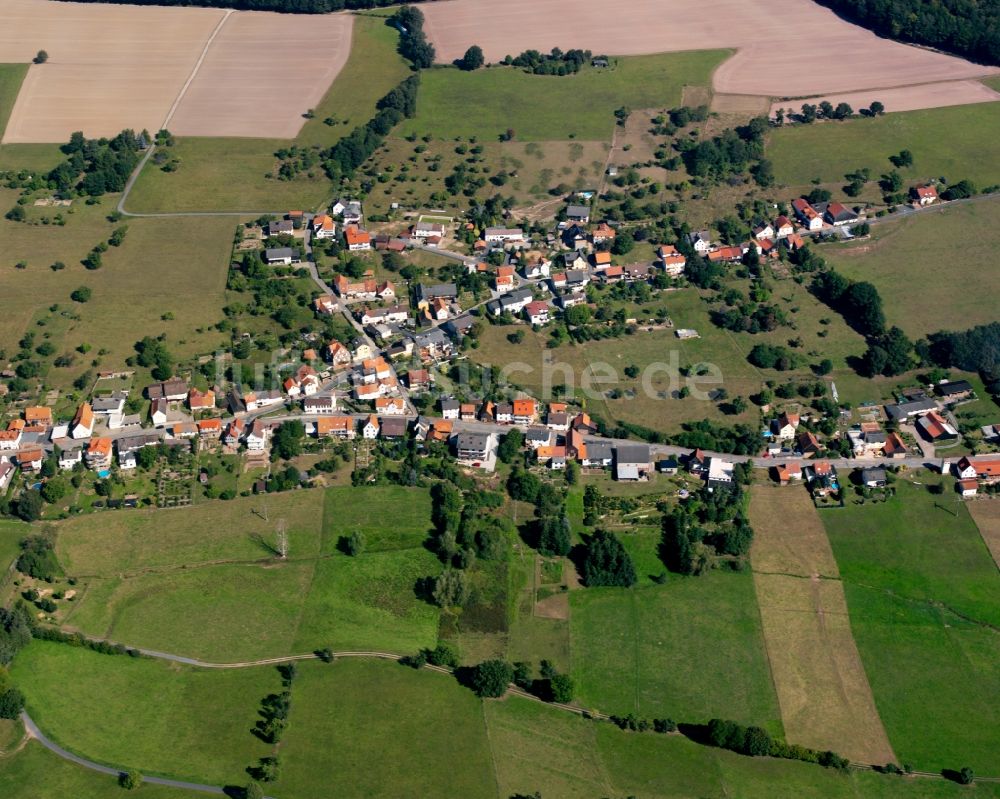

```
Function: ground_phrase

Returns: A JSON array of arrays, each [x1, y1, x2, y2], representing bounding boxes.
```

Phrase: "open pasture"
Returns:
[[826, 201, 1000, 338], [1, 0, 353, 143], [9, 640, 273, 785], [748, 485, 895, 765], [969, 500, 1000, 569], [422, 0, 997, 106], [823, 480, 1000, 772], [570, 571, 781, 730]]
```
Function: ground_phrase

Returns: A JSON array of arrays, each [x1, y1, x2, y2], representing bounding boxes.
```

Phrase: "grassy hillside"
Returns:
[[824, 478, 1000, 773], [125, 15, 411, 213], [826, 200, 1000, 337], [9, 641, 274, 785], [768, 103, 1000, 188], [398, 50, 730, 141]]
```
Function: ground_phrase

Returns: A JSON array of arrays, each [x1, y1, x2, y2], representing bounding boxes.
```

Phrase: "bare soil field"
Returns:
[[166, 12, 354, 138], [968, 500, 1000, 570], [423, 0, 998, 110], [748, 485, 896, 764], [1, 0, 353, 143], [770, 79, 1000, 118]]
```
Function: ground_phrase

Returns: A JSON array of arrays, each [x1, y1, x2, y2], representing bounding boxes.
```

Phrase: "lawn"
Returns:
[[57, 489, 326, 575], [9, 640, 273, 785], [398, 51, 730, 142], [768, 103, 1000, 188], [276, 658, 496, 798], [0, 196, 235, 390], [570, 570, 782, 732], [823, 479, 1000, 772], [0, 742, 211, 799], [0, 63, 28, 140], [0, 519, 28, 572], [125, 15, 411, 213], [826, 200, 1000, 337]]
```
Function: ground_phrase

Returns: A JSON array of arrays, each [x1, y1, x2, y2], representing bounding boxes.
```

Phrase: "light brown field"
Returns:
[[749, 484, 895, 764], [422, 0, 997, 110], [1, 0, 353, 143], [968, 500, 1000, 570], [165, 12, 354, 138], [769, 79, 1000, 118]]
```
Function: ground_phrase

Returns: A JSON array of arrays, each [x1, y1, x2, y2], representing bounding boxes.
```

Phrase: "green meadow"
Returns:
[[768, 103, 1000, 188], [399, 51, 730, 141], [824, 480, 1000, 773]]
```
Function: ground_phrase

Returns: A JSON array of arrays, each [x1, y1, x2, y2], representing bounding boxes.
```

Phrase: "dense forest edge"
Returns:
[[816, 0, 1000, 65]]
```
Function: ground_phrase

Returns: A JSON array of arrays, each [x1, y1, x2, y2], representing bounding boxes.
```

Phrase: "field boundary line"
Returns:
[[161, 10, 233, 133]]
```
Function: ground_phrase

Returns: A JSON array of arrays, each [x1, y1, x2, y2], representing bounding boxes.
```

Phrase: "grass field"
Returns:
[[0, 63, 28, 140], [60, 486, 440, 661], [57, 489, 326, 575], [748, 485, 894, 764], [570, 570, 782, 731], [398, 51, 729, 142], [823, 479, 1000, 773], [826, 200, 1000, 337], [125, 15, 411, 213], [968, 500, 1000, 568], [0, 742, 211, 799], [0, 519, 27, 572], [9, 640, 273, 785], [768, 103, 1000, 188], [277, 658, 496, 798], [0, 195, 235, 390]]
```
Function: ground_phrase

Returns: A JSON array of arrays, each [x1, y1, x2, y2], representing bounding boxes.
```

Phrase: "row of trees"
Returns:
[[46, 129, 144, 197], [391, 6, 435, 68], [320, 74, 420, 181]]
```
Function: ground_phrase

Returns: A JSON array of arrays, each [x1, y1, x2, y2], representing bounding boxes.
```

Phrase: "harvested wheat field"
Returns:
[[770, 79, 1000, 118], [422, 0, 997, 109], [968, 500, 1000, 570], [1, 0, 353, 143], [165, 12, 354, 138], [749, 484, 895, 764]]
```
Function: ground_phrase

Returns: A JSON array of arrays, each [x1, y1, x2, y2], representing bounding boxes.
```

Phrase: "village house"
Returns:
[[565, 204, 591, 224], [791, 198, 823, 231], [317, 415, 356, 440], [936, 380, 975, 403], [582, 440, 614, 469], [512, 398, 538, 425], [797, 430, 822, 456], [804, 460, 838, 497], [284, 365, 320, 398], [84, 438, 113, 471], [406, 369, 431, 391], [774, 215, 795, 238], [955, 455, 1000, 482], [333, 275, 377, 300], [591, 222, 615, 244], [525, 301, 550, 326], [752, 222, 775, 240], [188, 388, 215, 412], [912, 185, 938, 206], [521, 256, 551, 280], [859, 467, 888, 487], [314, 294, 339, 316], [917, 410, 959, 443], [614, 444, 652, 481], [71, 402, 95, 440], [265, 247, 299, 265], [24, 406, 53, 429], [658, 245, 686, 276], [416, 283, 458, 308], [358, 304, 409, 326], [344, 225, 372, 251], [525, 427, 553, 450], [17, 448, 44, 473], [440, 398, 460, 420], [455, 432, 493, 462], [303, 395, 336, 414], [375, 397, 406, 415], [58, 446, 84, 471], [267, 219, 294, 237], [0, 428, 22, 452], [151, 398, 169, 426], [773, 462, 803, 485], [326, 341, 352, 367], [772, 412, 800, 440], [0, 459, 13, 492], [885, 396, 938, 421], [883, 431, 907, 458], [708, 246, 744, 264], [483, 227, 525, 244], [591, 251, 612, 271], [312, 214, 337, 239], [413, 221, 446, 239], [244, 420, 269, 452], [198, 418, 223, 439], [224, 418, 245, 447], [488, 288, 534, 317], [378, 416, 408, 439], [687, 230, 712, 253], [495, 265, 516, 294], [413, 328, 454, 361], [825, 202, 859, 226], [362, 415, 380, 439], [958, 478, 979, 497], [707, 457, 735, 491]]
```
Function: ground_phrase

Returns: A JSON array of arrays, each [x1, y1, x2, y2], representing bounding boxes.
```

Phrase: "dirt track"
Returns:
[[422, 0, 998, 108], [1, 0, 353, 143]]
